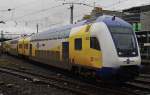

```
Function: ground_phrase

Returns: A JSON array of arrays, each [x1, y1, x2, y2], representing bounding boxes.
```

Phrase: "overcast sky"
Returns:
[[0, 0, 150, 35]]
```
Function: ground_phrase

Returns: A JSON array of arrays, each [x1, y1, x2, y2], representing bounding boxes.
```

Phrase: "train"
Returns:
[[3, 15, 141, 81]]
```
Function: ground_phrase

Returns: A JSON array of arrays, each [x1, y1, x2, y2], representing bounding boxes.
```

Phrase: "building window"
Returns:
[[90, 37, 100, 51], [75, 38, 82, 50]]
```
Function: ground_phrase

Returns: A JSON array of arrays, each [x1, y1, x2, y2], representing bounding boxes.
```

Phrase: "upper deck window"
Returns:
[[19, 44, 22, 48], [25, 44, 28, 49]]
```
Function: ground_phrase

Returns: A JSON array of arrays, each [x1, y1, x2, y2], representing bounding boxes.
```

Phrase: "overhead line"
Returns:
[[0, 9, 10, 12], [13, 0, 38, 9], [5, 4, 64, 22], [103, 0, 130, 9]]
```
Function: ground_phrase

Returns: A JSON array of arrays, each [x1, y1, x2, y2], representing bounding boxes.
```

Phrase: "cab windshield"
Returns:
[[109, 26, 138, 57]]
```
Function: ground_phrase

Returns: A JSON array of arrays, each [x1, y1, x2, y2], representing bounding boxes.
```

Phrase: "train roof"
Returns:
[[30, 15, 131, 41], [30, 20, 92, 41], [96, 15, 132, 28], [38, 15, 131, 36], [38, 20, 91, 35]]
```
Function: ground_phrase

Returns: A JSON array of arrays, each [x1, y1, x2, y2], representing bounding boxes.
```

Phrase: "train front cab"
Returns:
[[93, 15, 141, 81], [68, 16, 141, 81]]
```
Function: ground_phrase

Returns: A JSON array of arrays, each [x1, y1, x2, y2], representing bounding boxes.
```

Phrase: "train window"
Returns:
[[75, 38, 82, 50], [25, 44, 28, 49], [19, 44, 22, 48], [90, 37, 100, 51]]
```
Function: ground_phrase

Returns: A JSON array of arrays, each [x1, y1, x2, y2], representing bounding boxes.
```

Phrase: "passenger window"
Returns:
[[19, 44, 22, 48], [90, 37, 101, 51], [75, 38, 82, 50], [25, 44, 28, 49]]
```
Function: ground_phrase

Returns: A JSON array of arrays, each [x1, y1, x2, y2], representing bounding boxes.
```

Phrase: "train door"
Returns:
[[30, 44, 32, 56], [22, 43, 24, 55], [62, 42, 69, 63], [17, 43, 18, 53]]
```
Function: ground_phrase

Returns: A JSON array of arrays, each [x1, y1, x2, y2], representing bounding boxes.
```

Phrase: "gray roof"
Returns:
[[30, 20, 91, 41]]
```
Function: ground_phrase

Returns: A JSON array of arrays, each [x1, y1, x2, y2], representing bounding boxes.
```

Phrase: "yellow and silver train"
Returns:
[[4, 15, 141, 81]]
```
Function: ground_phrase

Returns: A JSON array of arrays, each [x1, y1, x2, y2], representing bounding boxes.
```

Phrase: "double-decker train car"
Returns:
[[18, 36, 31, 56], [4, 15, 141, 81], [6, 38, 19, 56], [3, 41, 10, 53]]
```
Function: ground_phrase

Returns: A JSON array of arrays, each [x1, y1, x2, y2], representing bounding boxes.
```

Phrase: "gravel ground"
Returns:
[[0, 55, 77, 95], [0, 72, 75, 95], [0, 55, 74, 80], [0, 54, 150, 95]]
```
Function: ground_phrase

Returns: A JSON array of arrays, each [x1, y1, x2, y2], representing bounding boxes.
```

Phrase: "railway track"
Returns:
[[140, 74, 150, 78], [0, 55, 150, 95], [135, 74, 150, 85], [124, 81, 150, 95], [0, 66, 91, 95], [0, 66, 141, 95], [123, 74, 150, 95], [126, 81, 150, 91]]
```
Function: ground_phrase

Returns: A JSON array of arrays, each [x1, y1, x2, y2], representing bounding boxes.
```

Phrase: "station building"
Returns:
[[123, 5, 150, 62], [123, 5, 150, 32]]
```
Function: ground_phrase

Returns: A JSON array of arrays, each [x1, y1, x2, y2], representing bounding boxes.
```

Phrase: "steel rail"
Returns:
[[0, 66, 136, 95]]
